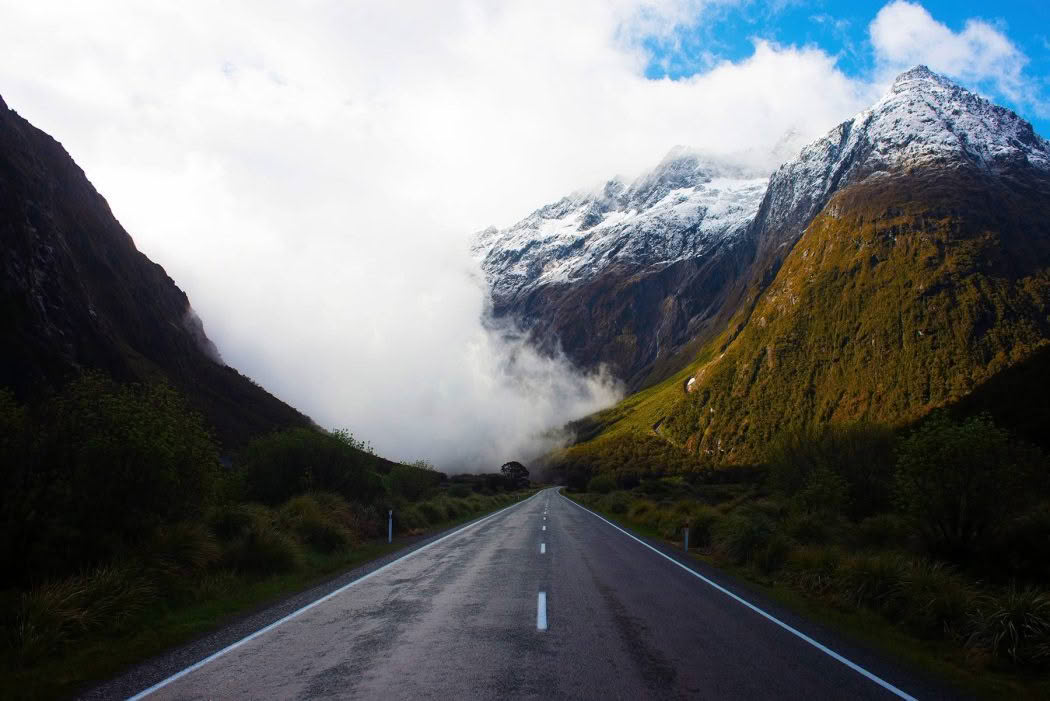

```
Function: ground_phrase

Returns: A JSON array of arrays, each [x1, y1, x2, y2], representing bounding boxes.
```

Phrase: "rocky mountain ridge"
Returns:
[[474, 67, 1050, 390]]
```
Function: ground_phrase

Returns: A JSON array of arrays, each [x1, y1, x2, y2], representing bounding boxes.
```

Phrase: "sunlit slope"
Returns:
[[565, 164, 1050, 467]]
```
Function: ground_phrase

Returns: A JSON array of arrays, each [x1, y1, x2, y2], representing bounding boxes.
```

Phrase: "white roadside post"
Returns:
[[388, 509, 393, 543]]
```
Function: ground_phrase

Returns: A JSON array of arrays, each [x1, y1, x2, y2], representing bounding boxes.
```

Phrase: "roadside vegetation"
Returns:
[[562, 412, 1050, 699], [0, 373, 533, 699]]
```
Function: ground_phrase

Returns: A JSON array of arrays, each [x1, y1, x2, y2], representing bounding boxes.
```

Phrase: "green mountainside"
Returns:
[[662, 166, 1050, 462]]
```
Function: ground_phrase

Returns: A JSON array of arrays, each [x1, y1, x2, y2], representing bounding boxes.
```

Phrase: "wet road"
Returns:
[[131, 488, 952, 700]]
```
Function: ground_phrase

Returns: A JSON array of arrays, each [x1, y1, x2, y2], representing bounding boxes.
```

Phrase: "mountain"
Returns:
[[581, 66, 1050, 463], [0, 94, 310, 448], [473, 150, 768, 387]]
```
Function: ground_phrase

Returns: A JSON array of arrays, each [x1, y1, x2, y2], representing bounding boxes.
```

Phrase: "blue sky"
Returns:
[[643, 0, 1050, 137]]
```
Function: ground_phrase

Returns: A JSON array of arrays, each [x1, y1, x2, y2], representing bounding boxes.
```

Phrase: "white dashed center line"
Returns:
[[537, 592, 548, 631]]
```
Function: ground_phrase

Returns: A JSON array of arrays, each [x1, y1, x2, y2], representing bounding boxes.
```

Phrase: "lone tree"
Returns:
[[500, 461, 530, 488]]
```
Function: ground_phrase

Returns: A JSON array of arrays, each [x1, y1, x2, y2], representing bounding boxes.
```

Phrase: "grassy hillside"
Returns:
[[561, 165, 1050, 473]]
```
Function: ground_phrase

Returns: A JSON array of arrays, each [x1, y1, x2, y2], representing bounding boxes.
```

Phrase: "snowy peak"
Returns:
[[473, 149, 767, 303], [753, 66, 1050, 249], [868, 65, 1049, 171]]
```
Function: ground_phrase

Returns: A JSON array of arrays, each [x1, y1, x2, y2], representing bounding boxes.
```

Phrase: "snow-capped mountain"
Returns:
[[473, 66, 1050, 388], [753, 65, 1050, 254], [473, 150, 767, 306]]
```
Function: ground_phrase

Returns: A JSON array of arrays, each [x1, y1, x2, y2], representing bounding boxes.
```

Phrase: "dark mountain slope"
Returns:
[[0, 94, 310, 448]]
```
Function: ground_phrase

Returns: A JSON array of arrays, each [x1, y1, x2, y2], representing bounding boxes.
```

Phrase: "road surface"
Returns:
[[116, 488, 958, 700]]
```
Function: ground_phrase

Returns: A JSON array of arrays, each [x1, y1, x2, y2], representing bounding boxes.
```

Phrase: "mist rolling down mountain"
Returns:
[[477, 66, 1050, 462], [0, 94, 311, 449]]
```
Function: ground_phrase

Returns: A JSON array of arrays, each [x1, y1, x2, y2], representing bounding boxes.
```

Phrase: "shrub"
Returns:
[[895, 413, 1044, 562], [4, 376, 221, 582], [210, 503, 273, 541], [587, 474, 616, 494], [448, 483, 472, 498], [855, 514, 912, 549], [222, 521, 303, 574], [418, 501, 447, 524], [389, 463, 442, 501], [756, 533, 792, 574], [896, 560, 974, 638], [238, 428, 385, 506], [629, 501, 653, 520], [967, 587, 1050, 668], [835, 553, 908, 612], [766, 423, 896, 520], [784, 547, 842, 596], [784, 511, 833, 545], [149, 522, 221, 574], [279, 495, 352, 553], [395, 505, 428, 533], [984, 505, 1050, 582], [713, 512, 774, 565]]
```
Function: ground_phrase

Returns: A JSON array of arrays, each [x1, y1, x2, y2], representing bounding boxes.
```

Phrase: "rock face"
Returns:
[[0, 94, 309, 448], [474, 149, 768, 387], [476, 66, 1050, 392]]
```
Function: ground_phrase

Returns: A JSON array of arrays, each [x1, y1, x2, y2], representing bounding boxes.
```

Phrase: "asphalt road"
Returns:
[[119, 488, 960, 700]]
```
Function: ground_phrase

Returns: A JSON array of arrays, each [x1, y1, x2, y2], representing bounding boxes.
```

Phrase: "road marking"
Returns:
[[562, 493, 917, 701], [127, 492, 541, 700], [542, 525, 546, 531], [540, 543, 546, 554], [537, 592, 548, 631]]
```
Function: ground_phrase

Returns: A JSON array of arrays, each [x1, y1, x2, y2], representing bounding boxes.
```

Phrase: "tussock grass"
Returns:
[[967, 587, 1050, 668], [12, 565, 156, 665]]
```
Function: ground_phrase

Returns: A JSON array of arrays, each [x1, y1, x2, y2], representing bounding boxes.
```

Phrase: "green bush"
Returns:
[[713, 512, 775, 565], [895, 413, 1044, 562], [149, 522, 221, 574], [835, 553, 908, 612], [222, 520, 303, 574], [896, 560, 974, 638], [238, 428, 385, 506], [784, 547, 842, 596], [985, 505, 1050, 582], [784, 511, 834, 545], [766, 423, 896, 520], [587, 474, 616, 494], [756, 533, 792, 574], [418, 501, 447, 524], [1, 376, 221, 583], [279, 495, 352, 553], [395, 505, 428, 533], [855, 514, 912, 549], [389, 463, 442, 501], [448, 483, 472, 498]]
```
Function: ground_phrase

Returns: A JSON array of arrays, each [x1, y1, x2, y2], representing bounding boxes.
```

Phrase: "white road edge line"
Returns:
[[540, 543, 546, 554], [537, 592, 548, 631], [127, 491, 542, 700], [561, 493, 917, 701]]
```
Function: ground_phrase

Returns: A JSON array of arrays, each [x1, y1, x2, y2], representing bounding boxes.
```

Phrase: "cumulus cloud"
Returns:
[[0, 1, 1033, 470], [870, 1, 1043, 114]]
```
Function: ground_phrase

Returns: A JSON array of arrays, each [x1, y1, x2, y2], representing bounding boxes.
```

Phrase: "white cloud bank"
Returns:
[[0, 1, 1040, 469], [870, 1, 1043, 115]]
